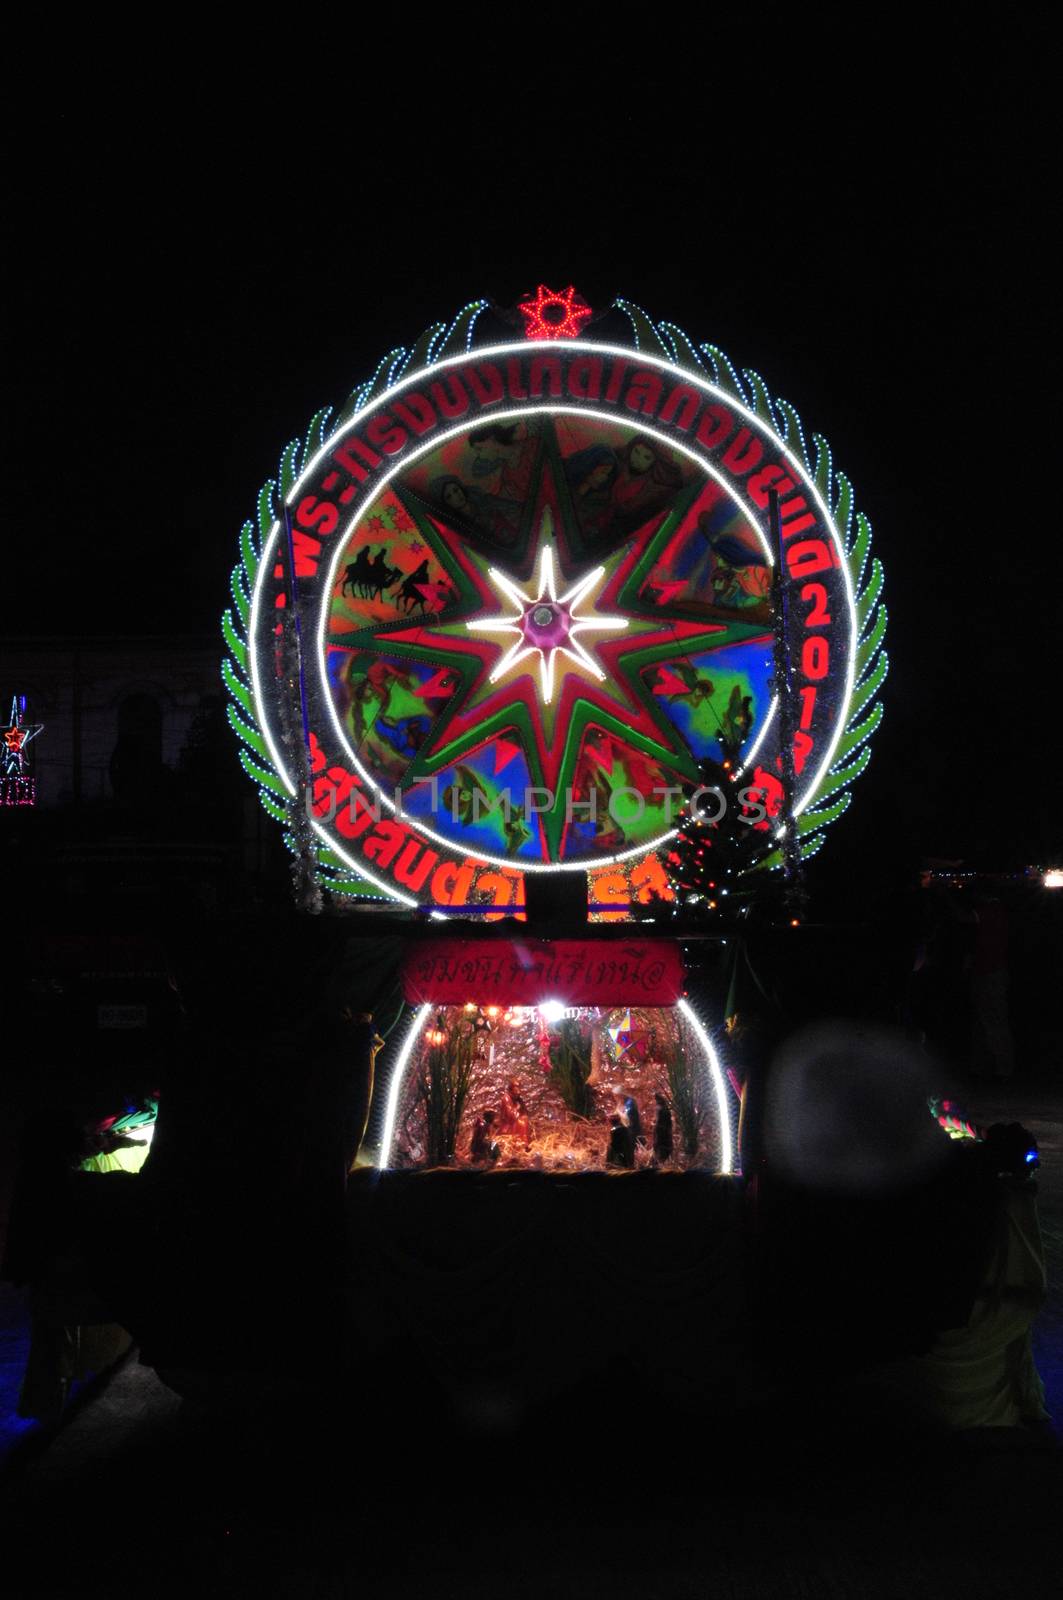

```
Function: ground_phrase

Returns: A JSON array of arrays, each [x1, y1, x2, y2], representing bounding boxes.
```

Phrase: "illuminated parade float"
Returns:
[[224, 286, 886, 1177]]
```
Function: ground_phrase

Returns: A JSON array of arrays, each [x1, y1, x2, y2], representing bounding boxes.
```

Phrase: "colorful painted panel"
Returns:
[[324, 416, 773, 869]]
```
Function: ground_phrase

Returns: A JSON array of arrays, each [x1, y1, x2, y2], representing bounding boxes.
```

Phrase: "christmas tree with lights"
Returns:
[[663, 741, 772, 923], [649, 487, 811, 929]]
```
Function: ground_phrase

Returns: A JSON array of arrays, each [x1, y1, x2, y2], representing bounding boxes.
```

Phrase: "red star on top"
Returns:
[[518, 284, 592, 340], [1, 696, 42, 776]]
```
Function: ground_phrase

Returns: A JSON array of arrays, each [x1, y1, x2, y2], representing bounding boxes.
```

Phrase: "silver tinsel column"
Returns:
[[278, 505, 322, 915], [768, 488, 807, 919]]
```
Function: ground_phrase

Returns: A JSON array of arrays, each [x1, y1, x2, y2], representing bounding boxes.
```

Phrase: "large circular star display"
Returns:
[[228, 299, 887, 915], [325, 416, 775, 870]]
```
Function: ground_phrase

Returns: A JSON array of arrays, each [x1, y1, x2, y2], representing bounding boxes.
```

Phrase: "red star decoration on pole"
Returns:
[[518, 284, 592, 340], [1, 696, 42, 776]]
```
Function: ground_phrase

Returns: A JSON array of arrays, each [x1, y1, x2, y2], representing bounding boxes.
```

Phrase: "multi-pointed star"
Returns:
[[1, 696, 42, 776], [517, 284, 592, 340], [466, 508, 628, 703]]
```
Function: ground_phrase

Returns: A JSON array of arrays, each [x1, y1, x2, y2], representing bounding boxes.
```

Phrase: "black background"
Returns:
[[3, 24, 1058, 881]]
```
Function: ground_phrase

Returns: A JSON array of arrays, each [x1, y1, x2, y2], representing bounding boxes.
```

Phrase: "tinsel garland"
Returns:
[[277, 513, 322, 916]]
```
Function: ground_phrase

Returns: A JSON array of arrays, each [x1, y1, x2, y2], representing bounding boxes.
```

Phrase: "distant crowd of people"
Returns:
[[904, 877, 1015, 1079]]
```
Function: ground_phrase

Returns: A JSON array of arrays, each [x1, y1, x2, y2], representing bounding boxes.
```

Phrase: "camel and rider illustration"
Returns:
[[340, 548, 455, 616]]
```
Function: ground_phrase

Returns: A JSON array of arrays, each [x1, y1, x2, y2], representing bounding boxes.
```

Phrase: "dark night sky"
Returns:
[[3, 27, 1058, 874]]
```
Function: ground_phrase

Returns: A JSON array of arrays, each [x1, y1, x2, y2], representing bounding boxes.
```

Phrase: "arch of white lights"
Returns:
[[370, 995, 735, 1176]]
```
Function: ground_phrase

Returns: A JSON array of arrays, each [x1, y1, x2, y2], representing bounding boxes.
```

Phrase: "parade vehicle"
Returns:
[[10, 287, 1048, 1435], [24, 286, 1044, 1431], [223, 280, 885, 1182], [207, 284, 898, 1414]]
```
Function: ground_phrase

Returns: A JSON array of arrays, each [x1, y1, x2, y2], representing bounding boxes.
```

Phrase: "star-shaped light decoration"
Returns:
[[518, 283, 592, 340], [608, 1009, 633, 1051], [1, 696, 42, 776], [467, 509, 627, 703]]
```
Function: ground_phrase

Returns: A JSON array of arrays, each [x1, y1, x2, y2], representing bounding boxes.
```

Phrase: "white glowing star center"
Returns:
[[466, 509, 628, 703]]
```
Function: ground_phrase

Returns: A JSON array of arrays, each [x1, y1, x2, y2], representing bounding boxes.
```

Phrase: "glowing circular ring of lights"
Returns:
[[226, 300, 886, 913]]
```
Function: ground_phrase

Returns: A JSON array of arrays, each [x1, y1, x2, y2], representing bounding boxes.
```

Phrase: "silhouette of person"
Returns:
[[470, 1110, 500, 1163], [607, 1114, 634, 1168], [653, 1093, 673, 1162]]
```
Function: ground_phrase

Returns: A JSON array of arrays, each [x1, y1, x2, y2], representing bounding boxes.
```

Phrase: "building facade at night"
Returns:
[[0, 636, 220, 808]]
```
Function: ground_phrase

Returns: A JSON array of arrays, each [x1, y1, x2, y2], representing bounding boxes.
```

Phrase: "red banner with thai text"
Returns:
[[402, 938, 684, 1007]]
